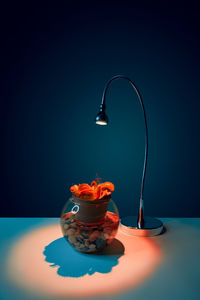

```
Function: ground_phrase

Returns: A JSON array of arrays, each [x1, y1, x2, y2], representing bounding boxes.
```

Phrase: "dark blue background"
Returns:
[[1, 1, 200, 217]]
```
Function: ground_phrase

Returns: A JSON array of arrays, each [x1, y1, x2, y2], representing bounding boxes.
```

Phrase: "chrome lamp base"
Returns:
[[120, 216, 163, 237]]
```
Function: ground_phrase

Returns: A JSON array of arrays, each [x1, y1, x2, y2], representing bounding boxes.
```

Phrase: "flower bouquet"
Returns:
[[70, 181, 114, 223]]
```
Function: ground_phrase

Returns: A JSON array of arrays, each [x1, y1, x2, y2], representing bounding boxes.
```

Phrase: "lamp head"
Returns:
[[95, 104, 108, 126]]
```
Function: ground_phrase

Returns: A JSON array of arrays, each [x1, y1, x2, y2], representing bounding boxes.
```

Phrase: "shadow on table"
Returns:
[[43, 237, 124, 278]]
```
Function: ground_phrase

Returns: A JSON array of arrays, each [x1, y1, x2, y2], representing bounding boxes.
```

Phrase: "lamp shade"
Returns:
[[95, 111, 108, 125]]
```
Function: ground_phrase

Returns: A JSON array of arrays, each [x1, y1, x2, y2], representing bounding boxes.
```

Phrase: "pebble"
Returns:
[[75, 229, 80, 235], [74, 242, 81, 247], [68, 236, 77, 244], [65, 220, 71, 225], [66, 228, 76, 236], [70, 223, 77, 228], [64, 224, 69, 230], [89, 244, 96, 250], [85, 240, 90, 247], [81, 230, 89, 238]]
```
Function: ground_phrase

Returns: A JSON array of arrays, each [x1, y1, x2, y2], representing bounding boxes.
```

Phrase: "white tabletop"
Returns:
[[0, 218, 200, 300]]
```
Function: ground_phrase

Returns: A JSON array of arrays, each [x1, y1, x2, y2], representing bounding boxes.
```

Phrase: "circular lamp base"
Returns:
[[120, 216, 163, 237]]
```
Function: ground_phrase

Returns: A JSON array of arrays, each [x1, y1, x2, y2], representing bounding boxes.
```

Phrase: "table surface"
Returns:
[[0, 218, 200, 300]]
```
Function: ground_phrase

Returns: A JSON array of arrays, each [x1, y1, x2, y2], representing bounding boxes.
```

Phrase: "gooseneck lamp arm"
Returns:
[[99, 75, 148, 229]]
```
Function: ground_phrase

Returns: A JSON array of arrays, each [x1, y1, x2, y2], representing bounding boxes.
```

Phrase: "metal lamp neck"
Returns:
[[101, 75, 149, 229]]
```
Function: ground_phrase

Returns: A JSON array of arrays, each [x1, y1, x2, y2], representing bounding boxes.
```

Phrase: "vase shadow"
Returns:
[[43, 237, 124, 278]]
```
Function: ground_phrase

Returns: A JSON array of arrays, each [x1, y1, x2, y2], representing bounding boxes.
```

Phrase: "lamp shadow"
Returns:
[[43, 237, 124, 278]]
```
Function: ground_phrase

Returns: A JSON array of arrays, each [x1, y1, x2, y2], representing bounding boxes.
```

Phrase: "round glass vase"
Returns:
[[60, 195, 119, 253]]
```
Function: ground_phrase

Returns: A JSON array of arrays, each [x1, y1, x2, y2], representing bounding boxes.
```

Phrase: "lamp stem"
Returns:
[[101, 75, 148, 229]]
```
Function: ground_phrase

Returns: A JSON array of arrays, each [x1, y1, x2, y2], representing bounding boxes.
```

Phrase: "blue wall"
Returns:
[[1, 2, 200, 217]]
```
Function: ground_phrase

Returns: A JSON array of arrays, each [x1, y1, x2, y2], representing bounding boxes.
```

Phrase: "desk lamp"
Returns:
[[95, 75, 163, 236]]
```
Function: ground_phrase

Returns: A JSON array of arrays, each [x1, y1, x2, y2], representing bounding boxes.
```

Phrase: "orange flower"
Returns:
[[99, 189, 111, 199], [100, 182, 114, 191], [70, 180, 114, 201], [70, 185, 79, 196], [78, 183, 91, 191], [91, 181, 98, 188], [79, 189, 97, 200]]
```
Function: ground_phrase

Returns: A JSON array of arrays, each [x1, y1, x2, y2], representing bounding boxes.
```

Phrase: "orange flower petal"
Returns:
[[70, 185, 79, 193], [78, 184, 91, 191], [79, 189, 97, 200], [100, 182, 114, 191], [99, 189, 111, 199], [91, 181, 97, 188], [78, 188, 93, 194], [96, 185, 102, 199]]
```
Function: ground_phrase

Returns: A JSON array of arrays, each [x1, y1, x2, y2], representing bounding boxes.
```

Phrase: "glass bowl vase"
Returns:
[[60, 195, 119, 253]]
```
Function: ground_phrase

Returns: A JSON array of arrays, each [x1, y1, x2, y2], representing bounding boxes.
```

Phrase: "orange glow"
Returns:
[[6, 222, 162, 298]]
